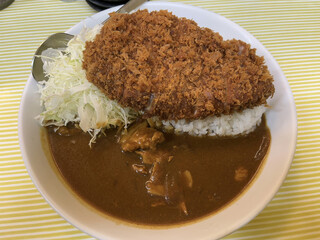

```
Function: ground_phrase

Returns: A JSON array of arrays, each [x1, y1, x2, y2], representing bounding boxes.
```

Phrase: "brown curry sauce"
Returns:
[[46, 117, 270, 225]]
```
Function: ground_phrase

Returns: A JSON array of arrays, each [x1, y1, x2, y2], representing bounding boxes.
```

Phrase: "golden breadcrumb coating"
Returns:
[[83, 10, 274, 120]]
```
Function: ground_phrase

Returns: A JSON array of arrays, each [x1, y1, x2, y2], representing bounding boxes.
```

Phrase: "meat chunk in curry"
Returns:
[[120, 121, 191, 214], [120, 122, 165, 152]]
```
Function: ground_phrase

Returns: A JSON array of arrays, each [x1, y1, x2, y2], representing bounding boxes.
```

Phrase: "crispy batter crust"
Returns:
[[83, 10, 275, 120]]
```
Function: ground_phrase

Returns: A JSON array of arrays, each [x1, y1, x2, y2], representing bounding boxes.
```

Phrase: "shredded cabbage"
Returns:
[[36, 25, 137, 145]]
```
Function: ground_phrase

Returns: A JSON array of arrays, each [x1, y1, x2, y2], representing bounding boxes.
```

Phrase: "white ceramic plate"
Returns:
[[19, 2, 297, 240]]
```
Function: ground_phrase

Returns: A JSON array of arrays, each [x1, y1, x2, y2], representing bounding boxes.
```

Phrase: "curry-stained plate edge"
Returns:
[[19, 2, 297, 240]]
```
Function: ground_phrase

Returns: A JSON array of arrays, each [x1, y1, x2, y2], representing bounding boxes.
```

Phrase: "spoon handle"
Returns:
[[102, 0, 147, 24]]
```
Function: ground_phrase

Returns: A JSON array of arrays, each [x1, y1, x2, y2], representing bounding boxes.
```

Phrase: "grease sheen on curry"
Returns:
[[46, 117, 270, 225]]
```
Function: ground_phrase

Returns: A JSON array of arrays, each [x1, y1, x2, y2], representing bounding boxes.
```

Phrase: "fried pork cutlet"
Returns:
[[82, 10, 275, 120]]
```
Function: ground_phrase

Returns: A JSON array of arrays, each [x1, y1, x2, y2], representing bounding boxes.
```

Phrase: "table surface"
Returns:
[[0, 0, 319, 239]]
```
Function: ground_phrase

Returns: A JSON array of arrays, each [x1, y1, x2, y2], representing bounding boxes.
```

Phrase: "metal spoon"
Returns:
[[32, 0, 147, 82]]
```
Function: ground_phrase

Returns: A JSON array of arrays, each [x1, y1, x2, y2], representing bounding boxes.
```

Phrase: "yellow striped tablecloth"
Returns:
[[0, 0, 319, 239]]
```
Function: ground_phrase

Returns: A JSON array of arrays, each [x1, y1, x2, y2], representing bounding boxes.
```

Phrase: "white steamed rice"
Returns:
[[155, 105, 266, 137]]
